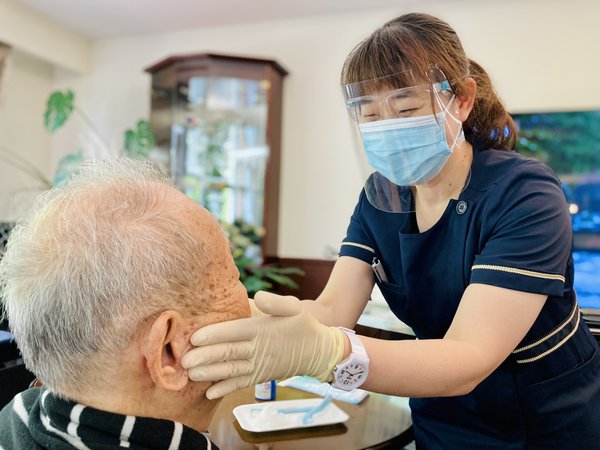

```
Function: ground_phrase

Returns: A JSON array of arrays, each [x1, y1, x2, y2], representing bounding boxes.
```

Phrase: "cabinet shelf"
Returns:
[[146, 53, 287, 258]]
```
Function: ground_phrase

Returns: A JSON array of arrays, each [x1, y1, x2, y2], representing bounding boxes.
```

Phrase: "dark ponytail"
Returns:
[[462, 59, 517, 150]]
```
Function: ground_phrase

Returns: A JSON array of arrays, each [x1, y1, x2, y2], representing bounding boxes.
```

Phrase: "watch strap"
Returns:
[[339, 327, 368, 360], [332, 327, 369, 390]]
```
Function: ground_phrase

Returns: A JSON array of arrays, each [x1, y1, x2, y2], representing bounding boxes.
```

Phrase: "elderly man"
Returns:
[[0, 158, 250, 449]]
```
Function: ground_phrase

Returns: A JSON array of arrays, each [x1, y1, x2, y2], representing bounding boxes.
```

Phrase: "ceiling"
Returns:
[[17, 0, 408, 39]]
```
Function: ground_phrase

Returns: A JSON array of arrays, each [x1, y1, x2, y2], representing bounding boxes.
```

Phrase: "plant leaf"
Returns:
[[124, 119, 155, 159], [124, 130, 136, 155], [53, 150, 84, 187], [243, 276, 272, 295], [136, 120, 155, 147], [45, 90, 75, 133], [263, 272, 299, 289], [273, 267, 306, 276], [235, 256, 255, 272]]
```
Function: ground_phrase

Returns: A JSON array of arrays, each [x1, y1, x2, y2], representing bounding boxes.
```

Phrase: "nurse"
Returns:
[[182, 13, 600, 449]]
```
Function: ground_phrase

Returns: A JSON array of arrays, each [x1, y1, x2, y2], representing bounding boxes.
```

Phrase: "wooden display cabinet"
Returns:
[[145, 53, 287, 259]]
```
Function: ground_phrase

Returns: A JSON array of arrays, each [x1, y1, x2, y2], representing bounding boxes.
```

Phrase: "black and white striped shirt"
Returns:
[[0, 388, 218, 449]]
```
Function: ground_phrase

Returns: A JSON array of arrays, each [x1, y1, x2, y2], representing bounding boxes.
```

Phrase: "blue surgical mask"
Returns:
[[359, 109, 460, 186]]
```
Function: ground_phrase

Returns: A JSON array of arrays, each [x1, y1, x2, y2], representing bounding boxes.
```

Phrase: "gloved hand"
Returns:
[[248, 298, 266, 318], [181, 291, 347, 399]]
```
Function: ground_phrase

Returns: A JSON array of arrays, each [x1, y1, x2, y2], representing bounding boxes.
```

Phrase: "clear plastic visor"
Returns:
[[342, 70, 451, 124], [342, 69, 456, 214], [364, 171, 415, 213]]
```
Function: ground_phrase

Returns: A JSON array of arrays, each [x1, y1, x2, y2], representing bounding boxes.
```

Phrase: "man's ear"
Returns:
[[142, 310, 190, 392], [456, 77, 477, 122]]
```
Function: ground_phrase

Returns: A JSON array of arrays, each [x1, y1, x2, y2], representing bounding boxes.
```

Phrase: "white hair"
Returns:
[[0, 158, 212, 396]]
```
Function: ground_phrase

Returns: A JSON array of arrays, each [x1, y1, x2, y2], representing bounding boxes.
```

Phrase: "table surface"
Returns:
[[358, 287, 415, 336], [208, 386, 412, 450]]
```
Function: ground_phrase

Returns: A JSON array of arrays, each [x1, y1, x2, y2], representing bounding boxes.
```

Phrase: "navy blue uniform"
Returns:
[[340, 149, 600, 449]]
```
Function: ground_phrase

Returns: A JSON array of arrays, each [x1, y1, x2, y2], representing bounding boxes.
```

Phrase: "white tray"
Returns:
[[233, 398, 349, 433]]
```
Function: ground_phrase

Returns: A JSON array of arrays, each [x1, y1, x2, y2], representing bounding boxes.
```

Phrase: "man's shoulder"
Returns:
[[0, 388, 220, 450], [0, 387, 41, 422], [0, 388, 44, 450]]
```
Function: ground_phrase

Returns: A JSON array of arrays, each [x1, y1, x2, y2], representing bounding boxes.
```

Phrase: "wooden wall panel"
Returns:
[[265, 257, 335, 300]]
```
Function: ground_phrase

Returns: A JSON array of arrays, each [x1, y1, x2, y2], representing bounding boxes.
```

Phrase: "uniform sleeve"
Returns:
[[470, 163, 572, 297], [338, 190, 376, 264]]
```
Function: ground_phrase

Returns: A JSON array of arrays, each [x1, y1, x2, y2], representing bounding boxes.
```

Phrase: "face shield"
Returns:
[[342, 68, 465, 213]]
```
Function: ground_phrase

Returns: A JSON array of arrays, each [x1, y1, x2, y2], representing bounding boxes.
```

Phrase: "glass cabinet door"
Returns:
[[146, 54, 287, 258]]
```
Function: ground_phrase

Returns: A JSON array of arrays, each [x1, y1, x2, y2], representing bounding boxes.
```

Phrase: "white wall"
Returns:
[[52, 0, 600, 258], [0, 48, 53, 221], [0, 0, 91, 221], [0, 0, 90, 74]]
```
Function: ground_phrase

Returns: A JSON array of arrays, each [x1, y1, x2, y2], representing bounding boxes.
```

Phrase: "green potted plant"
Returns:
[[45, 90, 156, 185], [221, 219, 304, 296]]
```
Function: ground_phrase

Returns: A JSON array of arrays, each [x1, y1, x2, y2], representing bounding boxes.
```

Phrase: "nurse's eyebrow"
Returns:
[[349, 96, 375, 106], [388, 89, 419, 99]]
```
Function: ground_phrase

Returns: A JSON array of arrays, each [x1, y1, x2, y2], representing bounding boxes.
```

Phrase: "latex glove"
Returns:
[[181, 291, 346, 399], [248, 298, 266, 318]]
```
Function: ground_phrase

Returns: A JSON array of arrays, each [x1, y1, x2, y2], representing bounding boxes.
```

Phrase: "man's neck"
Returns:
[[69, 365, 218, 433]]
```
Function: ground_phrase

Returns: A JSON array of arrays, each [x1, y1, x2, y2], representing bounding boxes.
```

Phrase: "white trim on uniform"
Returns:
[[471, 264, 565, 282], [513, 300, 579, 354], [341, 242, 375, 253], [516, 312, 581, 364]]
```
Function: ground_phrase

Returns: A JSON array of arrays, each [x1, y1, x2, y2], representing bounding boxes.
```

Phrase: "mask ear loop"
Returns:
[[433, 84, 472, 194], [433, 85, 465, 150]]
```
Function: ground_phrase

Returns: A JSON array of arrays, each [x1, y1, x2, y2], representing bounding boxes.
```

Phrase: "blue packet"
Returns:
[[278, 376, 369, 404]]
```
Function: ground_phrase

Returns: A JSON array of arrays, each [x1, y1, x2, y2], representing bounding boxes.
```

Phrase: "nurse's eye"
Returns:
[[359, 104, 381, 122], [361, 113, 380, 122], [388, 97, 425, 117], [395, 108, 418, 118]]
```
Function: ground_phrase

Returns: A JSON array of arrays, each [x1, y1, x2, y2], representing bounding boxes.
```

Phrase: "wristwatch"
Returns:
[[332, 327, 369, 391]]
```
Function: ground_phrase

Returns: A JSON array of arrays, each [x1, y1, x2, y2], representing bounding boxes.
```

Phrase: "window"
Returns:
[[513, 110, 600, 313]]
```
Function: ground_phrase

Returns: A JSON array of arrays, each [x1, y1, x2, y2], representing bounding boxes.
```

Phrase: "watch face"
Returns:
[[338, 362, 366, 386]]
